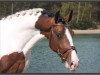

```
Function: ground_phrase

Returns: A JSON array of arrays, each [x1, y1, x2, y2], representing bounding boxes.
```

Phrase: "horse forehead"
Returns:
[[53, 25, 65, 32]]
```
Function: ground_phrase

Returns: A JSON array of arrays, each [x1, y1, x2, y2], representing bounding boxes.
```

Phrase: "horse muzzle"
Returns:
[[65, 60, 79, 71]]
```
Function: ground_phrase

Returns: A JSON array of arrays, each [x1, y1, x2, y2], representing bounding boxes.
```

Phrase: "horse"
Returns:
[[0, 8, 79, 73]]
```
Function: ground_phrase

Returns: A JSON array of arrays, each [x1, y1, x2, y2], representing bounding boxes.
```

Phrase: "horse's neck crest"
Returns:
[[0, 8, 46, 58], [1, 8, 44, 21]]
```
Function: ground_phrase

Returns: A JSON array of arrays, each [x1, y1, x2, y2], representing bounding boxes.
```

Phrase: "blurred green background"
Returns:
[[0, 1, 100, 30]]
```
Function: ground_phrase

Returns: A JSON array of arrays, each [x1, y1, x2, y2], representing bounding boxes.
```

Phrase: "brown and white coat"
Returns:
[[0, 8, 79, 73]]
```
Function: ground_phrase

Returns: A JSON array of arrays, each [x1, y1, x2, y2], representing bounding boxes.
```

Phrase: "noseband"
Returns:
[[57, 46, 77, 63], [49, 25, 77, 63]]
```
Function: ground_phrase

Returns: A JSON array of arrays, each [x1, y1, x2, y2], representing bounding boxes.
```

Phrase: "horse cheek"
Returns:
[[49, 34, 58, 52]]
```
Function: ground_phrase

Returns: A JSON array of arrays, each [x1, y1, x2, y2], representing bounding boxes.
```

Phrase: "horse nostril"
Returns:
[[70, 62, 74, 66], [70, 62, 75, 67], [69, 62, 77, 71]]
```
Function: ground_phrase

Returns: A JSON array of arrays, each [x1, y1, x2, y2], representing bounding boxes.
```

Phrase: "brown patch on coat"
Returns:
[[0, 52, 25, 73], [48, 25, 73, 65], [35, 15, 55, 31], [49, 25, 71, 52]]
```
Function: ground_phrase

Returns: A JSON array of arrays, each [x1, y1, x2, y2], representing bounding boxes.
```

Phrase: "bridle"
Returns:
[[49, 25, 77, 63], [57, 46, 77, 63]]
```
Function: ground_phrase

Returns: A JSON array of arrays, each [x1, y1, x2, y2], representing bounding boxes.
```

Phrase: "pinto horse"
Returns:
[[0, 8, 79, 73]]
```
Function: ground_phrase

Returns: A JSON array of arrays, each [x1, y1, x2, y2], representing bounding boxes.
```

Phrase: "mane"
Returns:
[[0, 8, 45, 57], [1, 8, 44, 21]]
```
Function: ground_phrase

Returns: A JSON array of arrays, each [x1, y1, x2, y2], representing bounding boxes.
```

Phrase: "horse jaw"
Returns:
[[65, 50, 79, 71]]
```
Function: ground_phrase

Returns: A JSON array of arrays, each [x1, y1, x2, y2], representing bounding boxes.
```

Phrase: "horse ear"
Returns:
[[54, 10, 60, 23], [64, 10, 73, 23]]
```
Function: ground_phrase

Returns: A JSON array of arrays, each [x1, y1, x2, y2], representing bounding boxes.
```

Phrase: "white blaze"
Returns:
[[65, 28, 74, 46], [65, 28, 79, 69]]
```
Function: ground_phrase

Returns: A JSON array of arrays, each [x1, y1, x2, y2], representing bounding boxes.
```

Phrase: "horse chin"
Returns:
[[69, 63, 77, 71], [65, 61, 69, 69], [65, 61, 79, 71]]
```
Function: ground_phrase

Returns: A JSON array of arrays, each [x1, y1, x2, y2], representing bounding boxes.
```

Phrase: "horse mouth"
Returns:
[[70, 62, 78, 71], [65, 61, 79, 71]]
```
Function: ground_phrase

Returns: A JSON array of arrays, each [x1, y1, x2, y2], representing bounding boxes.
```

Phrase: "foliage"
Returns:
[[0, 1, 100, 29], [70, 20, 97, 30]]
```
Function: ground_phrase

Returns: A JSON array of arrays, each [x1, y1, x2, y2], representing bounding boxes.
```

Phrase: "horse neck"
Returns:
[[22, 31, 45, 55], [0, 11, 46, 58]]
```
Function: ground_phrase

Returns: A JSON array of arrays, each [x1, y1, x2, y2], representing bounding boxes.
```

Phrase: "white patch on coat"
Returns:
[[22, 33, 45, 72], [0, 8, 44, 59], [65, 28, 74, 46], [0, 8, 47, 72], [71, 50, 79, 63], [65, 61, 69, 68]]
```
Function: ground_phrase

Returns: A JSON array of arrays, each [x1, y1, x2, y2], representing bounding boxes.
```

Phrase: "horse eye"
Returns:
[[56, 32, 61, 38]]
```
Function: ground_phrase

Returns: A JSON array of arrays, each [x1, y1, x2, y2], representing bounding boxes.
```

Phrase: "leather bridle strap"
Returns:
[[71, 46, 77, 53], [58, 46, 77, 55], [57, 46, 77, 63]]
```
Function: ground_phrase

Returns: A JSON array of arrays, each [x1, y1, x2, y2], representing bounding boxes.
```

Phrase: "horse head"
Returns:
[[35, 10, 79, 71]]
